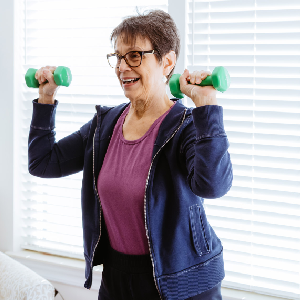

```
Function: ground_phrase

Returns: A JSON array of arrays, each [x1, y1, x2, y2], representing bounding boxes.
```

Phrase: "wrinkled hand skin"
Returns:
[[179, 69, 218, 107], [35, 66, 60, 104]]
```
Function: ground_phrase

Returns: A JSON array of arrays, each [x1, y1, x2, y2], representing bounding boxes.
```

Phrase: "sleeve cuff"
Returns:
[[30, 99, 58, 130], [192, 105, 226, 139]]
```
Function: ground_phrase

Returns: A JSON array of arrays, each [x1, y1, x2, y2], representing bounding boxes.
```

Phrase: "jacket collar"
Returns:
[[95, 98, 191, 149]]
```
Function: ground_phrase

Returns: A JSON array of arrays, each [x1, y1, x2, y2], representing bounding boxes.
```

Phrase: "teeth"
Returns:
[[122, 78, 139, 84]]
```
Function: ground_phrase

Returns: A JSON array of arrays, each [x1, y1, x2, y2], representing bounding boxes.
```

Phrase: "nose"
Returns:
[[118, 57, 131, 72]]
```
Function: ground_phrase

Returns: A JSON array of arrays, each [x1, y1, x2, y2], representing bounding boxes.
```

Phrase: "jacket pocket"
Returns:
[[189, 204, 212, 256]]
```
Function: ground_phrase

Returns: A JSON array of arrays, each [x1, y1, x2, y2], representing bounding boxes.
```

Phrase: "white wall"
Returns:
[[0, 0, 23, 254], [0, 0, 15, 253]]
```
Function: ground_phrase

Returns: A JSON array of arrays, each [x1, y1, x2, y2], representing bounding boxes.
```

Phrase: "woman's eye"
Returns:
[[129, 52, 140, 59]]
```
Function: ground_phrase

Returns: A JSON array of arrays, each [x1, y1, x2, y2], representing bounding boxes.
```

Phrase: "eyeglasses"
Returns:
[[107, 50, 156, 68]]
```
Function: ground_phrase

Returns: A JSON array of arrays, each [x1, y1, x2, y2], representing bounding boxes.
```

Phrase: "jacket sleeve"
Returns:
[[180, 105, 233, 199], [28, 99, 94, 178]]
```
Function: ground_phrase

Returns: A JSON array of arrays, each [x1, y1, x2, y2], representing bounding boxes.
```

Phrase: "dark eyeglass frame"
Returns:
[[107, 50, 157, 68]]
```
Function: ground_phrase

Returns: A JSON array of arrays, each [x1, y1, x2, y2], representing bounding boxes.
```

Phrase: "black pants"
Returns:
[[98, 243, 222, 300]]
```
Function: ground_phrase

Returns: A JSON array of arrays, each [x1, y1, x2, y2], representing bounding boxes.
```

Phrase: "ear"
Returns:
[[163, 50, 176, 77]]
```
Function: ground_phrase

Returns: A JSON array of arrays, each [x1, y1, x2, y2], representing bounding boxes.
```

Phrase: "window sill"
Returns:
[[5, 249, 102, 291], [221, 286, 288, 300], [5, 250, 288, 299]]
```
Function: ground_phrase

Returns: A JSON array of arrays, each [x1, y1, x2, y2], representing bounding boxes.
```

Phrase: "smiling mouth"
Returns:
[[122, 78, 140, 85]]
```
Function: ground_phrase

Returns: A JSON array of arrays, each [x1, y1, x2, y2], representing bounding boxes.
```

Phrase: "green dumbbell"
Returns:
[[169, 66, 230, 99], [25, 66, 72, 88]]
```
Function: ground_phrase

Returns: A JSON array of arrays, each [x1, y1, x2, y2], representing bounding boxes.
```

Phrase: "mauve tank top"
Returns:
[[97, 101, 175, 255]]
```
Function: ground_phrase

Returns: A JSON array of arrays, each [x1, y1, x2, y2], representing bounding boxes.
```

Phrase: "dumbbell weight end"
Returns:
[[25, 68, 40, 88], [53, 66, 72, 87]]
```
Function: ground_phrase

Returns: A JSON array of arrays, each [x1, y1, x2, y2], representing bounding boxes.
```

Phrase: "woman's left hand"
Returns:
[[179, 69, 218, 107]]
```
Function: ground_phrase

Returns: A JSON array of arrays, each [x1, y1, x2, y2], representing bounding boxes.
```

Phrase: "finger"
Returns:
[[191, 75, 201, 85], [43, 68, 56, 86], [196, 73, 206, 83], [195, 73, 202, 84], [189, 73, 196, 84], [38, 75, 43, 85], [179, 69, 190, 88], [201, 71, 212, 80], [48, 66, 57, 74], [190, 71, 203, 84], [35, 69, 41, 83], [41, 67, 49, 83], [40, 73, 46, 83], [35, 68, 45, 84]]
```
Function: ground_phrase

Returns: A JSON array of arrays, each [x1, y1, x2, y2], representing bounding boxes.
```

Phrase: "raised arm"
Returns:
[[28, 99, 94, 178], [28, 66, 93, 178], [180, 105, 233, 199]]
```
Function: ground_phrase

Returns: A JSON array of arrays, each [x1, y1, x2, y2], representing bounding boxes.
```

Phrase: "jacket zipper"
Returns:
[[89, 106, 188, 295], [144, 108, 187, 300], [88, 110, 101, 290]]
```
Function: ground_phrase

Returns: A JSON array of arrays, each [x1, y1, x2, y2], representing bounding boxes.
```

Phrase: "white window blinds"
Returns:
[[187, 0, 300, 299], [20, 0, 168, 260]]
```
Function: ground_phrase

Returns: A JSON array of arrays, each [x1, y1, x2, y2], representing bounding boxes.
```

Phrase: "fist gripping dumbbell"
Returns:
[[169, 66, 230, 99], [25, 66, 72, 88]]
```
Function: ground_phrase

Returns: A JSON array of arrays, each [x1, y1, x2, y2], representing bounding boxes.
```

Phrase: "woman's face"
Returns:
[[114, 35, 168, 103]]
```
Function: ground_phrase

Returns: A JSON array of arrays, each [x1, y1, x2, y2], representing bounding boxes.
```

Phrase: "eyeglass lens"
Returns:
[[109, 52, 141, 68]]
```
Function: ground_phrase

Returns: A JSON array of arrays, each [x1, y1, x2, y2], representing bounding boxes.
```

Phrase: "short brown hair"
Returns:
[[110, 9, 180, 84]]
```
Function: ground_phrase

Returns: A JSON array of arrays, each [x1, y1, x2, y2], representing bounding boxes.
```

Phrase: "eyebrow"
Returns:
[[114, 47, 140, 53]]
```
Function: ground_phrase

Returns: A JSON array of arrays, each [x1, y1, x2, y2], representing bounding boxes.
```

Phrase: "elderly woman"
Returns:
[[28, 9, 232, 300]]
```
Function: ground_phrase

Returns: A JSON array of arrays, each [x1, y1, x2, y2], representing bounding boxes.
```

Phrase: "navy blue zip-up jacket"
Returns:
[[28, 98, 233, 300]]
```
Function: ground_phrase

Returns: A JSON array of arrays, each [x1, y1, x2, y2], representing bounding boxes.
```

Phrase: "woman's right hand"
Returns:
[[35, 66, 60, 104]]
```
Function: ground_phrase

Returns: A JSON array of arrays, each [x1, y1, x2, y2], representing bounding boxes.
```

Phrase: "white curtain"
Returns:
[[187, 0, 300, 299]]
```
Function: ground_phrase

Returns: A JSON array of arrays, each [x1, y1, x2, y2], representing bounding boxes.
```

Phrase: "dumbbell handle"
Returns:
[[169, 66, 230, 99], [25, 66, 72, 88]]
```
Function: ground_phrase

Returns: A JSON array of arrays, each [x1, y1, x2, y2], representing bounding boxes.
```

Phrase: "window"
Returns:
[[187, 0, 300, 298]]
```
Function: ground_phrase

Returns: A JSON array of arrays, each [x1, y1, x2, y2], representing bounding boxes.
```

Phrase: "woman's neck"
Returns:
[[128, 94, 174, 121]]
